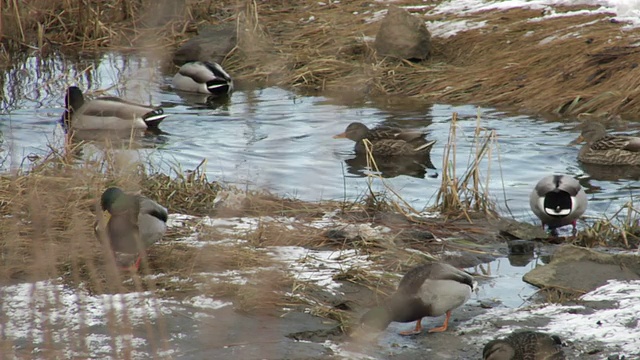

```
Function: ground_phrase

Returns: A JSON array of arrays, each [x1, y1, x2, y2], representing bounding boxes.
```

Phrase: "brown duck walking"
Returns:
[[333, 122, 436, 157]]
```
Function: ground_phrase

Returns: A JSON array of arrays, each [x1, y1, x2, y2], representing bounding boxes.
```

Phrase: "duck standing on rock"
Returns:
[[333, 122, 436, 157], [358, 262, 475, 336], [571, 121, 640, 166], [96, 187, 168, 271], [483, 331, 566, 360], [172, 61, 234, 95], [529, 175, 587, 234], [63, 86, 168, 131]]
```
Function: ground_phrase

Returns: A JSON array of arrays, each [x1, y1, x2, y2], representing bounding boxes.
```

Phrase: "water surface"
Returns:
[[1, 52, 638, 225]]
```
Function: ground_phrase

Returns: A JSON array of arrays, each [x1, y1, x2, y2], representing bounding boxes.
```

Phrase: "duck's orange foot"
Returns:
[[427, 324, 448, 333], [398, 329, 422, 336], [399, 319, 422, 336]]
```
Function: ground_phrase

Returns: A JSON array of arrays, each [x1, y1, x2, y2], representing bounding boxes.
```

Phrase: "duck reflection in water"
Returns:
[[344, 152, 437, 179], [334, 122, 437, 179], [174, 90, 231, 110]]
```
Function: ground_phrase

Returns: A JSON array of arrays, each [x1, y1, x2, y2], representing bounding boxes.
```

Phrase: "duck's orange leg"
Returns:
[[399, 318, 422, 336], [428, 310, 451, 333]]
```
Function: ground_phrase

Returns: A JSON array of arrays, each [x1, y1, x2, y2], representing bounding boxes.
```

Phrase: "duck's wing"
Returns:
[[136, 196, 168, 247], [590, 135, 640, 152], [85, 97, 165, 123], [395, 263, 473, 295]]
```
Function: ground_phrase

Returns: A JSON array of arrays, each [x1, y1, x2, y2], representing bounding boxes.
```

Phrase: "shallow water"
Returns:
[[3, 52, 640, 228]]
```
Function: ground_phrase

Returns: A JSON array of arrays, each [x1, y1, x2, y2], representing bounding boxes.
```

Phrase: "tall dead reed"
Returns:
[[435, 112, 497, 220]]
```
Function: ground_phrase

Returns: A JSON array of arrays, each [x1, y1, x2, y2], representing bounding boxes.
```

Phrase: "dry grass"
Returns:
[[435, 112, 498, 219], [5, 1, 637, 117], [575, 199, 640, 249]]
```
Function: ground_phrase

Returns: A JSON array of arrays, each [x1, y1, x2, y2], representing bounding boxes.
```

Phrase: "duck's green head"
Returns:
[[100, 187, 126, 212], [359, 306, 392, 331], [65, 86, 85, 114]]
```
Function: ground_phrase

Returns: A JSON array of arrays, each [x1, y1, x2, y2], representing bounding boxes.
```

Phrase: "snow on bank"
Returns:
[[462, 280, 640, 356], [366, 0, 640, 38]]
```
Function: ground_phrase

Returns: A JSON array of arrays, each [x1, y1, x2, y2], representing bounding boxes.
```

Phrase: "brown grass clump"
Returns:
[[435, 112, 499, 219]]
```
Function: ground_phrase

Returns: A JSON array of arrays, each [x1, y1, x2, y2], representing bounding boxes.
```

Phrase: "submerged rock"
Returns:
[[173, 23, 237, 66], [374, 6, 431, 60], [523, 245, 640, 293]]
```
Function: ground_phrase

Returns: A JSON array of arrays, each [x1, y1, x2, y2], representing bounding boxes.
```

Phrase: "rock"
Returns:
[[497, 218, 548, 241], [374, 6, 431, 60], [523, 245, 640, 293], [173, 23, 237, 66]]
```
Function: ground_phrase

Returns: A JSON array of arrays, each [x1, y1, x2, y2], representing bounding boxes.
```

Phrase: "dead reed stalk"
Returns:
[[435, 112, 498, 219]]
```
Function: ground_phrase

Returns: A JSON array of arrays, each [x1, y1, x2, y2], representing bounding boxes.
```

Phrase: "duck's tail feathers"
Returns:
[[142, 108, 168, 127], [206, 79, 233, 94], [414, 139, 436, 153]]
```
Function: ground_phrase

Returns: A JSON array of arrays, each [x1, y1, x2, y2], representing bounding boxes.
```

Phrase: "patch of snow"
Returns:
[[183, 295, 232, 310], [428, 19, 487, 38], [462, 280, 640, 356], [269, 246, 372, 295], [0, 280, 166, 358], [323, 340, 377, 359]]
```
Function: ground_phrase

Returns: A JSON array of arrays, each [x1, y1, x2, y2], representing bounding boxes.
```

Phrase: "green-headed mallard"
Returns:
[[529, 175, 587, 233], [483, 331, 565, 360], [97, 187, 168, 271], [64, 86, 168, 131], [572, 121, 640, 165], [172, 61, 233, 95], [333, 122, 436, 157], [359, 262, 474, 336]]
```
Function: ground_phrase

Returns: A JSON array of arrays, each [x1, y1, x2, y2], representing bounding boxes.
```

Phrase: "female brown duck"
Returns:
[[333, 122, 436, 157], [572, 121, 640, 165]]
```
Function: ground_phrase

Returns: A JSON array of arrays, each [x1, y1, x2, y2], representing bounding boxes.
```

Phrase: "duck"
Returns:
[[483, 331, 565, 360], [172, 61, 233, 95], [96, 187, 168, 271], [529, 175, 587, 233], [333, 122, 436, 157], [358, 262, 474, 336], [64, 86, 168, 131], [571, 121, 640, 165]]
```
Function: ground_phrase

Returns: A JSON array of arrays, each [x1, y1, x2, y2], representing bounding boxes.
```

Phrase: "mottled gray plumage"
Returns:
[[172, 61, 233, 95], [483, 331, 565, 360], [359, 262, 474, 335], [334, 122, 436, 157], [64, 86, 167, 131], [529, 175, 587, 230]]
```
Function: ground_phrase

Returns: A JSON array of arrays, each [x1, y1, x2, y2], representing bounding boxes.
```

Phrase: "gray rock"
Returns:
[[173, 22, 237, 66], [374, 6, 431, 60], [523, 245, 640, 293]]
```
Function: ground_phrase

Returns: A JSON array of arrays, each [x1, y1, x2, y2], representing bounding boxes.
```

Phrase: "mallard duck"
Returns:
[[483, 331, 565, 360], [97, 187, 168, 271], [529, 175, 587, 233], [359, 262, 474, 336], [571, 121, 640, 165], [333, 122, 436, 157], [172, 61, 233, 95], [64, 86, 168, 131]]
